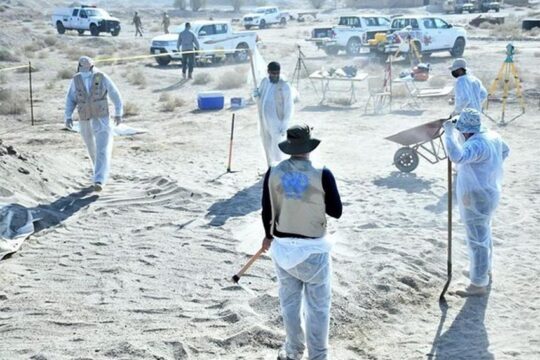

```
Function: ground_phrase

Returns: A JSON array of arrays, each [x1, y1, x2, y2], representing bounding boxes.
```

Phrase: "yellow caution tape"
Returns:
[[0, 65, 30, 72]]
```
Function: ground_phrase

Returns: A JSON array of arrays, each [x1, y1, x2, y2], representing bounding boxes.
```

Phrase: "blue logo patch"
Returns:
[[281, 172, 309, 199]]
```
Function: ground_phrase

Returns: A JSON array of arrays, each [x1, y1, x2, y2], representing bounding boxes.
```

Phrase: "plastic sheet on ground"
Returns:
[[0, 204, 35, 259], [67, 122, 148, 136]]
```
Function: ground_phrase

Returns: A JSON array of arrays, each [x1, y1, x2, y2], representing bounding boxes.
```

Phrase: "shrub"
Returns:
[[16, 64, 38, 73], [193, 72, 212, 85], [160, 96, 185, 112], [0, 91, 26, 115], [174, 0, 187, 10], [0, 73, 7, 85], [123, 101, 139, 117], [191, 0, 206, 11], [127, 69, 146, 87], [43, 35, 57, 47], [216, 69, 246, 90], [0, 48, 18, 62], [159, 93, 171, 102], [309, 0, 326, 9], [231, 0, 244, 11], [57, 68, 73, 80]]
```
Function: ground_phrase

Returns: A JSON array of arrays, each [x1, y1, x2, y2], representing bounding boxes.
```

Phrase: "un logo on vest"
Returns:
[[281, 172, 309, 200]]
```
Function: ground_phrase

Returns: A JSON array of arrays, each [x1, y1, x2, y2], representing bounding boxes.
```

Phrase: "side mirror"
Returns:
[[199, 31, 207, 36], [446, 24, 453, 28]]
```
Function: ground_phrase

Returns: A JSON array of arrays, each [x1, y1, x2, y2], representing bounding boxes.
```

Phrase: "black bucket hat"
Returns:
[[278, 124, 321, 155]]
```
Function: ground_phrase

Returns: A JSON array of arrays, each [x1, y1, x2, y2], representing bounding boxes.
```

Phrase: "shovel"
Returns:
[[231, 247, 265, 284]]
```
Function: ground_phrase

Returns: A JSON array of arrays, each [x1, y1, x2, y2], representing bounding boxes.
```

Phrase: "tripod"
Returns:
[[291, 45, 318, 96], [484, 43, 526, 125]]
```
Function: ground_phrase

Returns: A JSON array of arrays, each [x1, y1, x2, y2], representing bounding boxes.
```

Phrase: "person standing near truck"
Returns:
[[161, 11, 170, 34], [176, 22, 200, 80], [133, 11, 143, 37]]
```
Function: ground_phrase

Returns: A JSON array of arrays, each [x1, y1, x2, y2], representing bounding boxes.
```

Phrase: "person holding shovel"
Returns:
[[443, 108, 509, 297], [261, 124, 342, 360]]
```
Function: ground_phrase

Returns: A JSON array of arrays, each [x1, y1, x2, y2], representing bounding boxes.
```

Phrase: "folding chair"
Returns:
[[364, 76, 392, 114]]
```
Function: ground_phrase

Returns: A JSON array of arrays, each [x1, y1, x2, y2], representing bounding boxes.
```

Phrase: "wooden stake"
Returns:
[[227, 113, 235, 173]]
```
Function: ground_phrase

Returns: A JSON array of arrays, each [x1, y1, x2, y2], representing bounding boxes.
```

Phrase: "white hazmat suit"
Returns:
[[453, 73, 488, 115], [257, 77, 294, 167], [444, 109, 509, 288], [65, 66, 123, 187], [271, 237, 333, 360]]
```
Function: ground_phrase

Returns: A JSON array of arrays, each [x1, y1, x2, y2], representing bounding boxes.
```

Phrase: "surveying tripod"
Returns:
[[291, 45, 318, 96], [484, 43, 526, 125]]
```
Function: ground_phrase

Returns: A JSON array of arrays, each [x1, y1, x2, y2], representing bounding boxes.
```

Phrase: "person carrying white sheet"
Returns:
[[65, 56, 123, 192]]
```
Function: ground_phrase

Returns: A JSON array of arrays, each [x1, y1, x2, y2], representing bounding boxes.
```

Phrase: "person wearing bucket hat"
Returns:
[[254, 61, 295, 167], [65, 56, 123, 192], [449, 58, 488, 117], [260, 124, 342, 360], [443, 108, 510, 297]]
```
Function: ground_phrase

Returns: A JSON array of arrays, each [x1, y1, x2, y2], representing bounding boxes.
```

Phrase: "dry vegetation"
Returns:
[[0, 48, 19, 62], [192, 72, 212, 85], [216, 68, 247, 90], [127, 69, 147, 88], [123, 101, 139, 117], [158, 93, 185, 112], [0, 89, 26, 115], [57, 69, 73, 80]]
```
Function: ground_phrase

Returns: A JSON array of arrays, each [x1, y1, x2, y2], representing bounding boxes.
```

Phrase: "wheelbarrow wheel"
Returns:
[[394, 147, 419, 173]]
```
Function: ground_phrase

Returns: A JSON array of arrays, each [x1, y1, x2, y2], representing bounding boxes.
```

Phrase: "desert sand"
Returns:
[[0, 1, 539, 359]]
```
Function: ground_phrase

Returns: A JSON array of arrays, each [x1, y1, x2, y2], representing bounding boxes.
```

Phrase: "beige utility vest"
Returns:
[[269, 158, 326, 238], [73, 72, 109, 121]]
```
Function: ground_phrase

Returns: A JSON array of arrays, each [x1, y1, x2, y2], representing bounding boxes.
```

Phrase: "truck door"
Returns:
[[419, 18, 438, 51], [70, 9, 79, 28], [198, 24, 216, 54], [77, 9, 89, 30], [434, 18, 453, 49], [212, 23, 229, 58]]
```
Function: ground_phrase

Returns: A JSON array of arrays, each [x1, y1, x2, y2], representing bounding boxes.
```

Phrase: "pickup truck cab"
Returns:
[[51, 5, 121, 36], [307, 15, 391, 56], [370, 16, 466, 59], [150, 21, 258, 66], [243, 7, 289, 29]]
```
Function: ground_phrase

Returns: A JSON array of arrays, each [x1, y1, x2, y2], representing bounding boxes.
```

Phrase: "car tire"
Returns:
[[450, 37, 465, 58], [111, 28, 120, 37], [90, 24, 100, 36], [56, 21, 65, 34], [259, 20, 266, 29], [280, 17, 287, 26], [346, 37, 361, 57], [155, 54, 171, 66], [244, 25, 252, 30], [77, 29, 84, 35], [234, 43, 249, 63]]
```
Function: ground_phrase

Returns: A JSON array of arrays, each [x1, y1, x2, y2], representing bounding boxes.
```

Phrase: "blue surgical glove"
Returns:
[[443, 120, 455, 135]]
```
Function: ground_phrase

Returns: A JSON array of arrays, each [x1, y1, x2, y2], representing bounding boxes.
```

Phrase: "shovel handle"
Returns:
[[232, 247, 265, 283]]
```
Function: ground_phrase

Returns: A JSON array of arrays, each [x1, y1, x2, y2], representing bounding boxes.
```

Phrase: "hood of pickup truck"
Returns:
[[90, 15, 120, 22], [152, 34, 178, 42]]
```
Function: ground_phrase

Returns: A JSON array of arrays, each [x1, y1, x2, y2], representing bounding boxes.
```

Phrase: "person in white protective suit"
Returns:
[[261, 124, 342, 360], [255, 61, 294, 167], [449, 58, 488, 116], [443, 108, 509, 297], [65, 56, 123, 192]]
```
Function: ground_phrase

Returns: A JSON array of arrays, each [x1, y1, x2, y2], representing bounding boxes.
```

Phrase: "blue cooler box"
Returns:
[[198, 91, 224, 110]]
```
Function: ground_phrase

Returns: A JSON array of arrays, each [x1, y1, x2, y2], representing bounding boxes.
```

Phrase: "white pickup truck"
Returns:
[[307, 15, 391, 56], [51, 5, 121, 36], [243, 6, 289, 29], [368, 16, 467, 60], [150, 21, 258, 66]]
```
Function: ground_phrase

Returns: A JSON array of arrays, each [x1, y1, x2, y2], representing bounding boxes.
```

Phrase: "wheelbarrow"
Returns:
[[385, 119, 447, 172]]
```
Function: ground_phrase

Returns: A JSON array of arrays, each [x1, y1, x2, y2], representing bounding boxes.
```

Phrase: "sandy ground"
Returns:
[[1, 2, 539, 359]]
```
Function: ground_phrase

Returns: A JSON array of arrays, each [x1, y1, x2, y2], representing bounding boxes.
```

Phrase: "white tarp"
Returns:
[[0, 204, 35, 259], [67, 122, 148, 136]]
